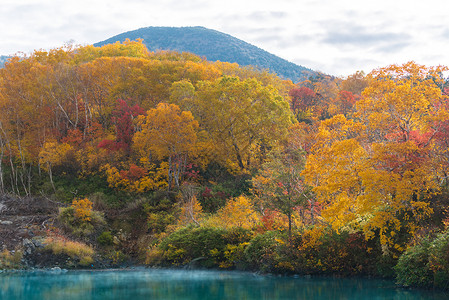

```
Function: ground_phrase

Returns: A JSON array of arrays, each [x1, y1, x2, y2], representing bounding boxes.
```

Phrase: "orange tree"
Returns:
[[303, 62, 449, 251], [133, 103, 199, 190]]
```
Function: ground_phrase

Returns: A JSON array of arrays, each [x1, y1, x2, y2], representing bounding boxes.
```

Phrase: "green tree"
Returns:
[[253, 148, 312, 236], [183, 76, 293, 173]]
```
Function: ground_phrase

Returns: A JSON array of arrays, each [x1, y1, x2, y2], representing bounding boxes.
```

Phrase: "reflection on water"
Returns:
[[1, 268, 448, 300]]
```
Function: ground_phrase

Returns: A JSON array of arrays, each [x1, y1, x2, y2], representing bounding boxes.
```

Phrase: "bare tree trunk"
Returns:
[[47, 162, 56, 192], [174, 156, 180, 188], [16, 127, 29, 196], [168, 155, 173, 191], [310, 199, 315, 225], [181, 183, 200, 225], [173, 154, 188, 189]]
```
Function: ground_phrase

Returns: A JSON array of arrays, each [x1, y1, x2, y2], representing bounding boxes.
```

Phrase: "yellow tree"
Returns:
[[182, 76, 293, 173], [303, 62, 448, 250], [0, 55, 54, 194], [133, 103, 199, 190], [302, 115, 366, 229], [39, 141, 74, 190], [205, 195, 260, 229], [340, 71, 368, 96]]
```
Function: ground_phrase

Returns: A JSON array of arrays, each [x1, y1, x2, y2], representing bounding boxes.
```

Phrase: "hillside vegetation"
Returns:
[[1, 40, 449, 289]]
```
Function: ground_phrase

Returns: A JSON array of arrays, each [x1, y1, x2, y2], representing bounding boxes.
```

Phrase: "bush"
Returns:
[[395, 229, 449, 289], [44, 236, 95, 267], [429, 231, 449, 289], [299, 230, 379, 275], [159, 226, 226, 266], [97, 231, 114, 246], [143, 194, 177, 234], [244, 231, 282, 272], [198, 186, 228, 213], [395, 238, 433, 287], [58, 200, 106, 238], [157, 226, 253, 268], [244, 228, 383, 275], [0, 249, 23, 269]]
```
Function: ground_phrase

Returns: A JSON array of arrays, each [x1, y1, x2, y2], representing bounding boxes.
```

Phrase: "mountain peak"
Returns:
[[94, 26, 315, 82]]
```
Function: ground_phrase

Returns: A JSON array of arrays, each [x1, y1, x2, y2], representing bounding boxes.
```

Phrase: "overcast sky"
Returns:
[[1, 0, 448, 77]]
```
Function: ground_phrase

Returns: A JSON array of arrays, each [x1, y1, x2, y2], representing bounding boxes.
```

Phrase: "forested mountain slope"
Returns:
[[94, 26, 315, 82]]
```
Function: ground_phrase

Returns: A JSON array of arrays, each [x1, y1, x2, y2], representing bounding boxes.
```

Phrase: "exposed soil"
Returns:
[[0, 195, 59, 252]]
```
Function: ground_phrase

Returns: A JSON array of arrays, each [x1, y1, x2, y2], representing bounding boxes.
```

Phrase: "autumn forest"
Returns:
[[1, 40, 449, 289]]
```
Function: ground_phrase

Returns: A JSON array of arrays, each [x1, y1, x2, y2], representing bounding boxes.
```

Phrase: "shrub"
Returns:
[[43, 236, 95, 267], [97, 231, 114, 246], [244, 227, 382, 275], [146, 245, 165, 265], [159, 226, 226, 266], [301, 230, 378, 274], [244, 231, 283, 272], [395, 229, 449, 289], [0, 249, 23, 269], [395, 238, 433, 287], [143, 197, 177, 234], [58, 199, 106, 238], [428, 231, 449, 289], [72, 198, 93, 221], [198, 186, 228, 213], [157, 226, 253, 268]]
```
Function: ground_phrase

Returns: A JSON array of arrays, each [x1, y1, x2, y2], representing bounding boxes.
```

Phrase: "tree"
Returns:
[[133, 103, 199, 190], [205, 195, 260, 229], [340, 71, 368, 96], [39, 142, 74, 191], [303, 62, 449, 249], [252, 148, 312, 236], [184, 76, 292, 173], [98, 99, 145, 153], [288, 86, 317, 122], [328, 90, 357, 116]]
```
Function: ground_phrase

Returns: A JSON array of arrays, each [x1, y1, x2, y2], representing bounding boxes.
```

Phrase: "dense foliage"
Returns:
[[1, 41, 449, 290]]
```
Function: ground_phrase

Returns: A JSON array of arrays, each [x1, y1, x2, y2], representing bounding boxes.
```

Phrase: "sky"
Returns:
[[1, 0, 448, 77]]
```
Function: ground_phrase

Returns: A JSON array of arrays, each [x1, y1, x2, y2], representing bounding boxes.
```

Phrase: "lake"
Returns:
[[0, 268, 447, 299]]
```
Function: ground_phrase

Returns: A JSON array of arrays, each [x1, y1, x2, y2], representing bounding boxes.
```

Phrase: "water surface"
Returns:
[[1, 268, 447, 299]]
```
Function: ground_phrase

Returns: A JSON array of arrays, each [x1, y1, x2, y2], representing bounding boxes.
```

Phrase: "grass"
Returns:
[[44, 236, 95, 266]]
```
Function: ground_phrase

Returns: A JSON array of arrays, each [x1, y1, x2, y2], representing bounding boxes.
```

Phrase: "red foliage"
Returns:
[[434, 120, 449, 148], [443, 87, 449, 96], [183, 163, 200, 181], [336, 90, 357, 114], [255, 211, 280, 233], [202, 187, 213, 198], [201, 186, 227, 200], [385, 129, 433, 147], [289, 87, 317, 112], [86, 122, 104, 142], [62, 128, 83, 147], [119, 164, 147, 181], [98, 99, 145, 152], [98, 139, 118, 151], [113, 99, 146, 152]]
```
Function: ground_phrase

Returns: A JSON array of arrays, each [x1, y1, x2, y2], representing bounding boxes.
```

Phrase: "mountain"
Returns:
[[0, 55, 10, 67], [94, 26, 315, 82]]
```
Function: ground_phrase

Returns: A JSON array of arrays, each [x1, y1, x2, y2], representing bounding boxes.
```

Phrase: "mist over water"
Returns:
[[1, 268, 447, 299]]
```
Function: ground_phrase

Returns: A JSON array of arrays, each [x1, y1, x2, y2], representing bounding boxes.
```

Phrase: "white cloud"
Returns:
[[1, 0, 448, 76]]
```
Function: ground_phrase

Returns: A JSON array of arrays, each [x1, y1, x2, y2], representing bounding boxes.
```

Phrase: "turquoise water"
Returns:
[[1, 268, 447, 299]]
